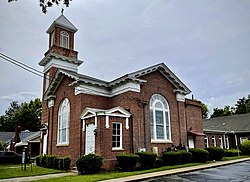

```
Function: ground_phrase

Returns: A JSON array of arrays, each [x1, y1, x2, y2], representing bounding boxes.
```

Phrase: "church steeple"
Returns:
[[39, 13, 83, 73], [39, 13, 83, 93]]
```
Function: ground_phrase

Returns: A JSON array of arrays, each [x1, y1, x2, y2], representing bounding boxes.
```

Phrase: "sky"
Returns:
[[0, 0, 250, 116]]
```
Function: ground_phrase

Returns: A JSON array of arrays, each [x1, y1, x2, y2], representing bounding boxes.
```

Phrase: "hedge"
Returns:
[[135, 152, 157, 169], [35, 155, 71, 170], [162, 151, 182, 165], [189, 148, 209, 163], [179, 150, 192, 164], [224, 149, 241, 157], [205, 147, 224, 161], [240, 140, 250, 155], [116, 154, 139, 171], [76, 154, 103, 174]]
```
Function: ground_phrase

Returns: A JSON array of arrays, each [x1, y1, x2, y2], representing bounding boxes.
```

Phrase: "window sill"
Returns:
[[56, 143, 69, 147], [112, 148, 124, 151], [151, 140, 173, 144]]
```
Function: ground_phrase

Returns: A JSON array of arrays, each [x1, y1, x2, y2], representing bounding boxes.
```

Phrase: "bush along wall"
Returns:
[[224, 149, 241, 157], [76, 154, 103, 174], [162, 151, 182, 165], [116, 154, 139, 171], [135, 152, 157, 169], [179, 150, 192, 164], [240, 140, 250, 155], [35, 155, 71, 171], [205, 147, 224, 161], [189, 148, 209, 163]]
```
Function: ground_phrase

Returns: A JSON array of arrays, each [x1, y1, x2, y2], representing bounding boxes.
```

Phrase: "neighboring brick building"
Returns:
[[39, 14, 204, 168]]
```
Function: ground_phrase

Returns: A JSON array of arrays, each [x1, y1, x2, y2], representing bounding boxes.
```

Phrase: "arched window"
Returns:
[[50, 31, 54, 47], [60, 31, 69, 49], [150, 94, 171, 142], [219, 135, 223, 148], [58, 98, 70, 144]]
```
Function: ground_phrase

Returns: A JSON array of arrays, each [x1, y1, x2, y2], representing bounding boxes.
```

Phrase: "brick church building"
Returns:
[[39, 14, 204, 168]]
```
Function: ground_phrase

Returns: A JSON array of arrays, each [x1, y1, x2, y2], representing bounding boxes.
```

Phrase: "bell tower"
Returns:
[[39, 12, 83, 92]]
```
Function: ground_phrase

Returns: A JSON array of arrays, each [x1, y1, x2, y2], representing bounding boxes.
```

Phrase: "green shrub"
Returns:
[[63, 156, 71, 171], [155, 159, 164, 168], [240, 140, 250, 155], [41, 155, 47, 168], [0, 141, 4, 150], [135, 152, 157, 169], [53, 157, 59, 169], [189, 148, 209, 163], [116, 154, 139, 171], [205, 147, 224, 161], [35, 155, 41, 166], [46, 155, 57, 168], [224, 149, 241, 157], [162, 151, 182, 165], [58, 158, 64, 170], [76, 154, 103, 174], [179, 150, 192, 164]]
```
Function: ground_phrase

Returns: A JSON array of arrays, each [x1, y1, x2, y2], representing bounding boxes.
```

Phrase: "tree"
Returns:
[[200, 102, 209, 119], [235, 97, 247, 114], [8, 0, 72, 13], [0, 99, 42, 132], [210, 106, 233, 118]]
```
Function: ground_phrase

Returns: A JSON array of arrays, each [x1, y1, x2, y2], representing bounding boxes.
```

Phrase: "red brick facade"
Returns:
[[39, 14, 204, 169]]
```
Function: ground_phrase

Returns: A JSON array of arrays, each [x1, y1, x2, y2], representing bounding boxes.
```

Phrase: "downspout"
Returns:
[[50, 106, 54, 155], [177, 101, 182, 146], [143, 102, 148, 151], [46, 107, 50, 155]]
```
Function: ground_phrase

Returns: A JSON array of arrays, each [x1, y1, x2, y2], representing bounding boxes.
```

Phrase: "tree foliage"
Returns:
[[210, 94, 250, 118], [0, 99, 41, 132], [201, 102, 209, 119], [8, 0, 72, 13]]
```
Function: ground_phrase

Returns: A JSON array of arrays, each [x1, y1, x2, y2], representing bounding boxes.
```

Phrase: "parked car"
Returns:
[[0, 151, 22, 164]]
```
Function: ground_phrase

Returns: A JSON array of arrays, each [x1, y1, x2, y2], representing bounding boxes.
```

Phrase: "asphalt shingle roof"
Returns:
[[203, 113, 250, 133]]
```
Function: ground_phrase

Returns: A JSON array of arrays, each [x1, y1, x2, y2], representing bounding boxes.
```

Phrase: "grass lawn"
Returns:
[[0, 164, 62, 179], [36, 155, 250, 182]]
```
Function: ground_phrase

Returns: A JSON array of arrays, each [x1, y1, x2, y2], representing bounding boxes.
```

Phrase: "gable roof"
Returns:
[[203, 113, 250, 133], [44, 63, 191, 99], [47, 14, 78, 33], [0, 131, 39, 144]]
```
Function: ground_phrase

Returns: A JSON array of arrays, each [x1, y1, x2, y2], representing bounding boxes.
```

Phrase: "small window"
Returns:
[[212, 135, 216, 147], [204, 135, 209, 147], [60, 31, 69, 49], [240, 137, 248, 144], [112, 122, 122, 150]]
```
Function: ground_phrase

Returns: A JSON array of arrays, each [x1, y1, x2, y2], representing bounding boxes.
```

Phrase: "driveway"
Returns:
[[141, 160, 250, 182]]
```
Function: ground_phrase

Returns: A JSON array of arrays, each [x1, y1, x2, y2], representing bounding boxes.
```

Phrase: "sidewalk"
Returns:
[[1, 158, 250, 182], [101, 157, 250, 182], [0, 172, 76, 182]]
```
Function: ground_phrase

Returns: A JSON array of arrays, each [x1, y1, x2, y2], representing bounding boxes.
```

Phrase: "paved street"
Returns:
[[140, 160, 250, 182]]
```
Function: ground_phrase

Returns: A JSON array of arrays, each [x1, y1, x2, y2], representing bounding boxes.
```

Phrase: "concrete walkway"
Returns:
[[1, 158, 250, 182], [101, 157, 250, 182], [0, 172, 76, 182]]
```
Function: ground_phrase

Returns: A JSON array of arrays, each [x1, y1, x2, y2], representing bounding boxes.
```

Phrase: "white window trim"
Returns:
[[212, 135, 216, 147], [50, 31, 54, 47], [225, 135, 229, 149], [219, 136, 223, 148], [60, 31, 69, 49], [45, 72, 50, 90], [204, 135, 209, 147], [150, 94, 171, 143], [112, 122, 123, 150], [57, 98, 70, 145]]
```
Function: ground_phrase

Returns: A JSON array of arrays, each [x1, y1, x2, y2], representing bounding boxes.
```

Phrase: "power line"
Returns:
[[0, 53, 44, 78]]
